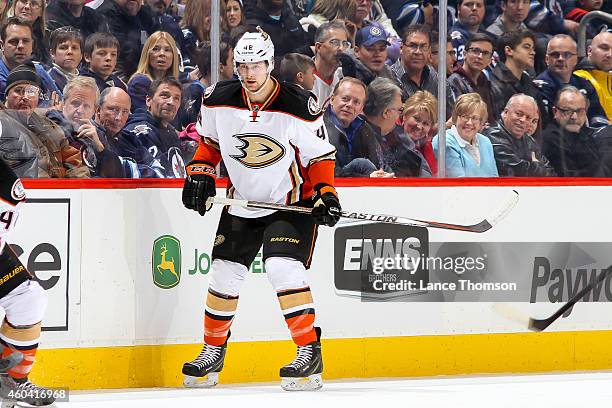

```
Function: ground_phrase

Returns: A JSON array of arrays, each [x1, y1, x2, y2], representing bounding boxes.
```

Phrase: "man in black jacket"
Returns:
[[120, 77, 188, 177], [541, 86, 607, 177], [490, 29, 541, 118], [484, 94, 555, 176], [45, 0, 108, 39], [97, 0, 158, 79]]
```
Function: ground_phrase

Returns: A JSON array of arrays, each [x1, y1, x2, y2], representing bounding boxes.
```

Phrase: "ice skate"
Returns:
[[280, 327, 323, 391], [0, 376, 56, 407], [182, 334, 229, 388]]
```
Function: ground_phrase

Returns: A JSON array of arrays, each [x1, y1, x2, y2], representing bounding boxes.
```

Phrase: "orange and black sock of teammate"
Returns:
[[277, 287, 317, 345]]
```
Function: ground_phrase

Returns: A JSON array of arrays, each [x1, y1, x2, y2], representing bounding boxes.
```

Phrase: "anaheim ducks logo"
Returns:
[[230, 133, 286, 169]]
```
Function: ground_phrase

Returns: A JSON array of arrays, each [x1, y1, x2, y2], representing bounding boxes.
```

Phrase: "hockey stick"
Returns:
[[206, 190, 519, 233], [527, 266, 612, 332]]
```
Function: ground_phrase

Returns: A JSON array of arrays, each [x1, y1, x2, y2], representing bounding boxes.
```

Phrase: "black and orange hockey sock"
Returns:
[[277, 287, 317, 346], [204, 289, 238, 346], [0, 320, 41, 381]]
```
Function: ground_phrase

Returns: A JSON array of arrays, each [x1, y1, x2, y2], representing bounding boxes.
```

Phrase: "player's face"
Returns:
[[63, 85, 97, 123], [148, 39, 174, 75], [501, 98, 539, 139], [403, 109, 433, 144], [458, 0, 485, 27], [5, 84, 39, 112], [51, 40, 82, 72], [330, 82, 366, 128], [146, 83, 182, 124], [355, 41, 388, 73], [502, 0, 530, 24], [588, 33, 612, 72], [86, 46, 118, 79], [545, 38, 578, 79], [400, 32, 430, 72], [507, 37, 535, 70], [237, 61, 268, 92]]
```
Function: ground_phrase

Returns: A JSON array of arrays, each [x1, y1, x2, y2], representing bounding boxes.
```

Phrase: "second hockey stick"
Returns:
[[206, 190, 519, 233], [527, 265, 612, 332]]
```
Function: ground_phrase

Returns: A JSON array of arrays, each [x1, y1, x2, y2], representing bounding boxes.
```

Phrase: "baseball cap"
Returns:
[[355, 23, 390, 47]]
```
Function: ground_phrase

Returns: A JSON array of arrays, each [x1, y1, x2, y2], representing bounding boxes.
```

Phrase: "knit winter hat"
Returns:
[[6, 62, 41, 95]]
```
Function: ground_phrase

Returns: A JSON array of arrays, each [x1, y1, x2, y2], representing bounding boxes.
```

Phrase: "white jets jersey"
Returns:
[[196, 79, 335, 218], [0, 158, 25, 254]]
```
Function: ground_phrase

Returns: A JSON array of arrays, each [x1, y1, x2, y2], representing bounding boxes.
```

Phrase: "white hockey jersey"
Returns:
[[0, 158, 25, 254], [196, 79, 335, 218]]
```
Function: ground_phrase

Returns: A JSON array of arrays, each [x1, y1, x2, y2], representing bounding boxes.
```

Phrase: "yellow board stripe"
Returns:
[[32, 331, 612, 390]]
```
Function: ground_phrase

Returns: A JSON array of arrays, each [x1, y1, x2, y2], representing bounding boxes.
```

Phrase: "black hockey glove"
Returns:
[[312, 185, 341, 227], [337, 52, 357, 78], [182, 162, 216, 216]]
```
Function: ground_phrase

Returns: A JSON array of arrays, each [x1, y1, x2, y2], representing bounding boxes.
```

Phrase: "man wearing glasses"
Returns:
[[312, 21, 350, 107], [541, 86, 607, 177], [390, 24, 453, 117], [448, 33, 498, 124], [534, 34, 608, 128]]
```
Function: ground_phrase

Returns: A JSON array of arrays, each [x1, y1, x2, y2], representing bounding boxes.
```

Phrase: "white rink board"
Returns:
[[9, 185, 612, 349]]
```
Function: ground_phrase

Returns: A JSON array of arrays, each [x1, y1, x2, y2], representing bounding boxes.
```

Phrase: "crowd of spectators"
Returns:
[[0, 0, 610, 179]]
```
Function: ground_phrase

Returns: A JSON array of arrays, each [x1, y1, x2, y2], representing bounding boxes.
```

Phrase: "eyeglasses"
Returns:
[[17, 0, 43, 9], [547, 51, 576, 60], [466, 47, 492, 58], [458, 114, 483, 123], [327, 39, 351, 50], [404, 42, 430, 52], [555, 106, 586, 116], [11, 85, 41, 98]]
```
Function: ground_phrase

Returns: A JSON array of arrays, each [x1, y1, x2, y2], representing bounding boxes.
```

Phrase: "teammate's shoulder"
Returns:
[[271, 81, 323, 122], [202, 80, 243, 107]]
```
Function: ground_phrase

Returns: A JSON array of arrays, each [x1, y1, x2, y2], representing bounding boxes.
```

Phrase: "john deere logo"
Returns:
[[152, 235, 181, 289]]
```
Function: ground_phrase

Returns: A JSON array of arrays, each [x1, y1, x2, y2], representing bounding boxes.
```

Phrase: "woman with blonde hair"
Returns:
[[8, 0, 49, 64], [128, 31, 180, 113], [402, 90, 438, 176], [432, 93, 498, 177]]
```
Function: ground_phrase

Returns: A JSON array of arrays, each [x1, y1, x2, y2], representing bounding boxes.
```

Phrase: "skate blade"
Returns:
[[183, 372, 219, 388], [281, 374, 323, 391]]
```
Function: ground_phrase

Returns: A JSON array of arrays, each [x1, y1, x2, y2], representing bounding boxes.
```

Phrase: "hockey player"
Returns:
[[181, 27, 339, 391], [0, 156, 55, 406]]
